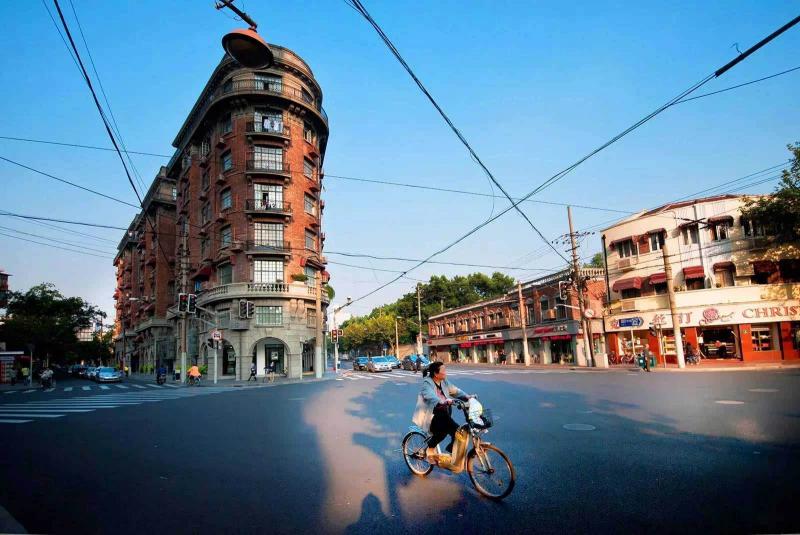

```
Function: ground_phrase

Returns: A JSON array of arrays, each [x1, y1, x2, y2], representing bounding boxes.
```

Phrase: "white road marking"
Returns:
[[100, 386, 110, 390], [146, 384, 164, 389], [64, 387, 74, 392], [715, 400, 745, 405], [0, 413, 64, 418], [4, 391, 17, 395], [23, 390, 36, 394], [563, 423, 596, 431], [0, 419, 32, 423], [748, 388, 778, 393], [0, 409, 95, 413], [82, 386, 91, 391], [164, 384, 180, 388], [114, 384, 129, 389], [132, 385, 147, 389], [45, 388, 55, 392]]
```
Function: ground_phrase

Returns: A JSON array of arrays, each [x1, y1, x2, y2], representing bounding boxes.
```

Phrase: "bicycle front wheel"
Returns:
[[467, 444, 515, 500], [402, 432, 433, 477]]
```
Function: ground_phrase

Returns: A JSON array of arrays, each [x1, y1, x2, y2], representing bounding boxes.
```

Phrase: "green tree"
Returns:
[[585, 252, 604, 268], [741, 142, 800, 243], [0, 283, 105, 364]]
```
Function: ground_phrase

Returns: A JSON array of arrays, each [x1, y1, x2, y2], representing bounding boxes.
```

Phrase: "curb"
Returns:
[[446, 362, 800, 373], [0, 504, 26, 534]]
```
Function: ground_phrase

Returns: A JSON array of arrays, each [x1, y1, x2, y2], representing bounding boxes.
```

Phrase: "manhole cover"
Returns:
[[563, 423, 596, 431], [715, 400, 745, 405]]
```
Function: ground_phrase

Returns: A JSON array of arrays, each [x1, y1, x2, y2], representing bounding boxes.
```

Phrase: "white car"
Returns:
[[367, 357, 392, 373], [96, 367, 122, 383]]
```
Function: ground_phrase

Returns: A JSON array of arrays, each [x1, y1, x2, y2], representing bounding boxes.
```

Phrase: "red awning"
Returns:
[[712, 261, 735, 272], [192, 265, 213, 280], [608, 237, 632, 249], [649, 272, 667, 285], [458, 343, 472, 348], [612, 277, 643, 291], [682, 266, 705, 280], [708, 215, 734, 224]]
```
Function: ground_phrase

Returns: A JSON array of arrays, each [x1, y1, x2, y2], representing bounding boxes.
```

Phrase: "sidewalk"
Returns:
[[127, 371, 339, 387], [446, 361, 800, 373]]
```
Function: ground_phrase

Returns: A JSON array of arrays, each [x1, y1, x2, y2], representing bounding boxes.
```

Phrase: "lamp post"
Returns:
[[395, 316, 401, 359], [215, 0, 274, 68], [332, 297, 352, 373]]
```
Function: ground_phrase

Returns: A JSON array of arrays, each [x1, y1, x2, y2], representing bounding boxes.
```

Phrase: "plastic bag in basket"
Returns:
[[468, 398, 486, 426]]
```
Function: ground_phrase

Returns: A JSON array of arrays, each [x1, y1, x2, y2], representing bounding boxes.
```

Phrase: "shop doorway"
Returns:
[[550, 337, 574, 364], [252, 337, 288, 376], [221, 341, 236, 376], [697, 327, 739, 359]]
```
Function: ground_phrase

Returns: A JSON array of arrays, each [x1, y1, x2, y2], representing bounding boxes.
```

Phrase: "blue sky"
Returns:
[[0, 0, 798, 320]]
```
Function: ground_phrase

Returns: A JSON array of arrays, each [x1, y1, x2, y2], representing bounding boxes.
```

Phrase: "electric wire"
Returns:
[[672, 65, 800, 105], [0, 225, 117, 255], [0, 231, 114, 259]]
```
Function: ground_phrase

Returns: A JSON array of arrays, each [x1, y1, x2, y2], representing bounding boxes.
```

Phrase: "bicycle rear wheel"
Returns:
[[402, 432, 433, 476], [467, 444, 515, 500]]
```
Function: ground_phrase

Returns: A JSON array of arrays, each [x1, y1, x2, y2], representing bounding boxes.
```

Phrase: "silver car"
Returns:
[[367, 356, 392, 373], [86, 366, 98, 380], [95, 367, 121, 383]]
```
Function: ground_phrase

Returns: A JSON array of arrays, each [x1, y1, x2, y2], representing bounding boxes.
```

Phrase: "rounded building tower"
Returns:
[[166, 45, 329, 380]]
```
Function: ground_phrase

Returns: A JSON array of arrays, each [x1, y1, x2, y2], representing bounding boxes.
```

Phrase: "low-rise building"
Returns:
[[602, 194, 800, 364]]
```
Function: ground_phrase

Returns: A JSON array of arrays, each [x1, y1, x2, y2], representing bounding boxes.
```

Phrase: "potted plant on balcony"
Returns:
[[291, 273, 308, 283]]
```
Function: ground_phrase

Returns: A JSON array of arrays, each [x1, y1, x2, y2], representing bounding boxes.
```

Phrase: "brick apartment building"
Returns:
[[114, 45, 330, 379], [602, 194, 800, 364], [427, 268, 607, 366]]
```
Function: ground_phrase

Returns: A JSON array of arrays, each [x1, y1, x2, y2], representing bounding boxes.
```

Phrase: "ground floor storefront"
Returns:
[[605, 302, 800, 365]]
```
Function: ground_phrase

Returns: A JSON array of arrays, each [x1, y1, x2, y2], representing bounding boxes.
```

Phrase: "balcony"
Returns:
[[216, 79, 327, 125], [610, 283, 800, 314], [197, 281, 330, 307], [245, 121, 291, 141], [245, 240, 292, 255], [245, 199, 292, 217], [246, 160, 291, 179]]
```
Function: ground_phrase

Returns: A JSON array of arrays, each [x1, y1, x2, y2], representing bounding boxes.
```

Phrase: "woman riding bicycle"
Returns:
[[412, 361, 474, 461]]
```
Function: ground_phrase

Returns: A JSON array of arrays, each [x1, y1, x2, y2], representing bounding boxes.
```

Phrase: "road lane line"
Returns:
[[82, 386, 91, 391], [22, 390, 37, 394], [3, 391, 17, 395], [64, 387, 73, 392], [164, 384, 179, 388], [114, 384, 129, 389], [132, 385, 147, 389], [0, 409, 95, 413], [146, 384, 164, 388], [100, 385, 110, 390], [0, 419, 32, 423], [45, 388, 55, 392], [0, 413, 64, 418]]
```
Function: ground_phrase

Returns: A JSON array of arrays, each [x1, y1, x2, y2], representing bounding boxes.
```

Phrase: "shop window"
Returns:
[[649, 233, 664, 251], [791, 322, 800, 350], [681, 224, 699, 245], [751, 325, 775, 352], [218, 263, 232, 285], [621, 288, 641, 299], [711, 222, 730, 241], [617, 239, 637, 258], [714, 269, 735, 288]]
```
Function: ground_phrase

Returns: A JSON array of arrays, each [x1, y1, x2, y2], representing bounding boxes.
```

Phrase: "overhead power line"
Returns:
[[0, 225, 117, 255], [0, 210, 128, 230], [0, 136, 169, 158], [0, 230, 114, 259], [345, 0, 569, 263], [673, 65, 800, 105]]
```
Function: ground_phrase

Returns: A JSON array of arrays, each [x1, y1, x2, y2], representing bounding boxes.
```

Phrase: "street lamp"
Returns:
[[332, 297, 352, 373], [215, 1, 274, 69], [395, 316, 401, 359]]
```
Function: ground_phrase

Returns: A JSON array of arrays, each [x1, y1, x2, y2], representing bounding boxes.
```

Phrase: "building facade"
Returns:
[[602, 194, 800, 364], [427, 269, 606, 366], [113, 46, 330, 380]]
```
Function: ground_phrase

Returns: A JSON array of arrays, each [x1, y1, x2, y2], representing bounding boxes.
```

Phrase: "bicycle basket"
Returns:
[[470, 407, 494, 429]]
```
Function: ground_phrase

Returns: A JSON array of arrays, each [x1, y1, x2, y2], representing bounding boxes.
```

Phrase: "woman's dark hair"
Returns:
[[423, 361, 444, 378]]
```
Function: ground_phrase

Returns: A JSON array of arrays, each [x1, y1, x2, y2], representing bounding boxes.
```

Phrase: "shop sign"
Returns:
[[533, 324, 568, 334], [468, 332, 503, 341], [605, 301, 800, 331]]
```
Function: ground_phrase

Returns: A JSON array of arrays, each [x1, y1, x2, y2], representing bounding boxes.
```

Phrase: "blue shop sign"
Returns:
[[617, 317, 644, 328]]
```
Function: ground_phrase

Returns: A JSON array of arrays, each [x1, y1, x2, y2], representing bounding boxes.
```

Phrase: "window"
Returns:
[[254, 183, 283, 209], [254, 74, 281, 92], [305, 266, 317, 287], [305, 230, 316, 250], [253, 260, 283, 283], [715, 269, 734, 288], [653, 283, 668, 295], [742, 218, 769, 237], [649, 233, 664, 251], [252, 146, 283, 171], [307, 308, 317, 328], [202, 171, 209, 190], [478, 316, 484, 329], [304, 122, 314, 143], [221, 152, 233, 172], [621, 288, 641, 299], [255, 305, 282, 326], [220, 226, 232, 247], [254, 109, 283, 133], [301, 88, 313, 103], [555, 295, 567, 319], [201, 202, 211, 225], [201, 138, 210, 156], [681, 224, 699, 245], [527, 305, 536, 325], [220, 189, 232, 210], [304, 194, 316, 215], [686, 278, 705, 291], [171, 187, 177, 201], [181, 218, 189, 236], [791, 322, 800, 350], [751, 325, 775, 352], [254, 222, 283, 247], [217, 309, 230, 329], [617, 239, 637, 258], [711, 222, 730, 241], [221, 113, 232, 134], [200, 237, 209, 258], [303, 159, 314, 179], [218, 263, 232, 285], [540, 296, 550, 321]]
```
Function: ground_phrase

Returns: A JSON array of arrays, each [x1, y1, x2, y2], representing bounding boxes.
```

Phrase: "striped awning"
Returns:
[[649, 272, 667, 285], [682, 266, 705, 280], [612, 277, 643, 291]]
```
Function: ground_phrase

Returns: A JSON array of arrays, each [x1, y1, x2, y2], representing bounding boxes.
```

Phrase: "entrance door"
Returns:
[[302, 343, 313, 373], [266, 345, 285, 375]]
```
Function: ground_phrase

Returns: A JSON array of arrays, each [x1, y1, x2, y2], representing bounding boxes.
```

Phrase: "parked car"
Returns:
[[96, 367, 122, 383], [76, 366, 89, 378], [402, 355, 430, 371], [86, 366, 98, 380], [367, 356, 393, 373], [353, 356, 369, 371], [384, 355, 401, 369]]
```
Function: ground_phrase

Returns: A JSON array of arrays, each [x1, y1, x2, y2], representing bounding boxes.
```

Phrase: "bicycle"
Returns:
[[401, 399, 515, 500], [187, 375, 201, 386]]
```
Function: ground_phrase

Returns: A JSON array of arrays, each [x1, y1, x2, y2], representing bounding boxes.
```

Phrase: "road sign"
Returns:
[[212, 330, 222, 341], [337, 329, 343, 336], [618, 317, 643, 328], [583, 308, 596, 319]]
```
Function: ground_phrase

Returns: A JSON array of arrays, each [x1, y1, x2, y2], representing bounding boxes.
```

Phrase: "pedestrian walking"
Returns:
[[498, 349, 507, 366], [21, 366, 30, 386], [268, 360, 276, 383], [248, 362, 257, 382], [415, 356, 422, 374]]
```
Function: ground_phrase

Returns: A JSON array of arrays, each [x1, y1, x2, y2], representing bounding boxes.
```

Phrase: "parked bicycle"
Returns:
[[402, 398, 515, 500]]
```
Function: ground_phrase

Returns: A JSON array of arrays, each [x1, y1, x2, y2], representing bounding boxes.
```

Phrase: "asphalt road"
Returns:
[[1, 366, 798, 534]]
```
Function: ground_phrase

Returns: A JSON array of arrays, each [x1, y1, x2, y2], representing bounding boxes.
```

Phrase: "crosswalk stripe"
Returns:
[[114, 385, 128, 389], [0, 413, 64, 418], [163, 384, 179, 388], [146, 384, 163, 389], [132, 385, 147, 389], [23, 390, 36, 394], [100, 386, 110, 390], [64, 387, 74, 392], [0, 419, 32, 423], [82, 386, 91, 391], [4, 391, 17, 395]]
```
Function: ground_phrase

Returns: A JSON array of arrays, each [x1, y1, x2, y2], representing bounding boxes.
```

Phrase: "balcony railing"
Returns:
[[217, 79, 327, 123], [197, 280, 330, 306], [245, 160, 291, 176], [245, 121, 291, 138], [245, 240, 292, 254], [245, 199, 292, 215]]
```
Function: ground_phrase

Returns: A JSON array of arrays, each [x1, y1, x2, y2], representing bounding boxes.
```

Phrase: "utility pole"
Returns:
[[661, 237, 686, 368], [179, 229, 188, 383], [416, 284, 423, 355], [395, 317, 400, 359], [567, 206, 594, 367], [517, 281, 530, 366], [314, 272, 323, 378]]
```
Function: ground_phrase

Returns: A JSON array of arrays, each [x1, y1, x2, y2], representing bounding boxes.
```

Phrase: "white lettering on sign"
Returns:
[[605, 301, 800, 331]]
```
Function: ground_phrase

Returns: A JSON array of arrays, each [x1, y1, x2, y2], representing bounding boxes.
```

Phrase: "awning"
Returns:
[[708, 215, 734, 224], [612, 277, 643, 291], [649, 272, 667, 285], [682, 266, 705, 280], [458, 343, 472, 348], [678, 220, 699, 229], [192, 264, 213, 280], [608, 237, 632, 248], [647, 228, 666, 235], [712, 261, 735, 272]]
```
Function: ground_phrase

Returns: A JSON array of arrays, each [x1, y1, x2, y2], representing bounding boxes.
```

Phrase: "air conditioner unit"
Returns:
[[617, 257, 638, 271], [621, 300, 638, 312]]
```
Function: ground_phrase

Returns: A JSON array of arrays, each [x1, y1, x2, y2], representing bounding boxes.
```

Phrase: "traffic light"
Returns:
[[187, 294, 197, 314], [178, 293, 188, 312], [246, 301, 255, 319], [331, 330, 338, 342], [239, 299, 248, 319]]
